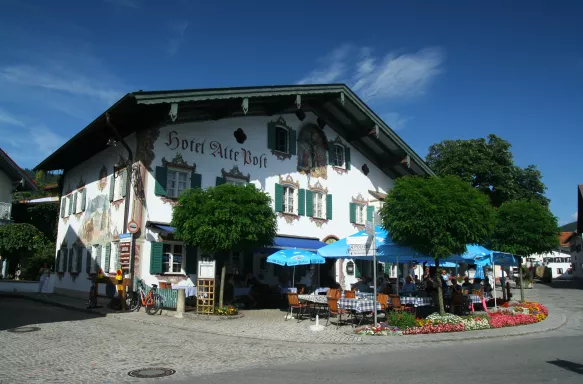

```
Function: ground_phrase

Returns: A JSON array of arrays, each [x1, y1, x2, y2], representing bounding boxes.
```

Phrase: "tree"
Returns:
[[0, 223, 48, 277], [489, 200, 559, 302], [172, 184, 277, 307], [380, 175, 496, 314], [425, 134, 549, 207]]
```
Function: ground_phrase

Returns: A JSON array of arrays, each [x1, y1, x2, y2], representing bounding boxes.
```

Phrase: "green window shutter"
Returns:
[[121, 169, 127, 198], [349, 202, 357, 223], [274, 183, 283, 212], [76, 248, 82, 273], [109, 175, 115, 202], [56, 251, 61, 273], [305, 190, 314, 217], [81, 189, 87, 211], [215, 177, 225, 186], [345, 147, 351, 170], [267, 123, 276, 150], [69, 248, 75, 273], [184, 245, 197, 275], [354, 261, 361, 278], [150, 242, 164, 275], [326, 194, 333, 220], [64, 249, 70, 272], [95, 245, 102, 272], [297, 189, 306, 216], [191, 172, 202, 189], [72, 193, 78, 214], [104, 243, 111, 273], [154, 166, 168, 196], [68, 196, 73, 215], [289, 129, 297, 155], [328, 144, 336, 165], [60, 198, 66, 217], [86, 247, 92, 274], [367, 206, 375, 221]]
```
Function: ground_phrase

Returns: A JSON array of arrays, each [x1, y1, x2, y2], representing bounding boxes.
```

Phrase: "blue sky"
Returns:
[[0, 0, 581, 225]]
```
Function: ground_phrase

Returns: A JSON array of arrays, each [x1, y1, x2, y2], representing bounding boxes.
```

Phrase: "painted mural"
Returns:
[[297, 124, 328, 179], [78, 194, 113, 245]]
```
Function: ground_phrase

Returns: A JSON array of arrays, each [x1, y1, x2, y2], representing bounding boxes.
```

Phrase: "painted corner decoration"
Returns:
[[297, 123, 328, 179], [98, 165, 108, 191], [162, 152, 195, 171], [222, 165, 250, 183]]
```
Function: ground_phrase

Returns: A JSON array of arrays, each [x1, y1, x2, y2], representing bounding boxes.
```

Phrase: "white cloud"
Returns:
[[381, 112, 412, 131], [0, 108, 25, 127], [103, 0, 141, 8], [168, 21, 189, 56], [298, 45, 445, 101], [0, 64, 122, 105]]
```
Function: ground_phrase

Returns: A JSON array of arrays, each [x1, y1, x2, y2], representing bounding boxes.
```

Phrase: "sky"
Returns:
[[0, 0, 581, 225]]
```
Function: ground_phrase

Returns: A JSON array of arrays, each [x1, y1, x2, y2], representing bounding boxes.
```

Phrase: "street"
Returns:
[[1, 281, 582, 383]]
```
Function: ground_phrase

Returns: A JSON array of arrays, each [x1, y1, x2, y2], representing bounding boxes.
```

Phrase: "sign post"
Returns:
[[367, 219, 378, 326]]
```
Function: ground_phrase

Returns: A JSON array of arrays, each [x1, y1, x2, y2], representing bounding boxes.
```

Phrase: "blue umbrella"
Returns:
[[267, 249, 325, 286]]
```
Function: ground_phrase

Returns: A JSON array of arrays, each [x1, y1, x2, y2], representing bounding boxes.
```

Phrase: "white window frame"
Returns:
[[313, 192, 326, 219], [166, 168, 189, 198], [66, 195, 73, 217], [91, 245, 101, 274], [334, 144, 345, 168], [75, 190, 83, 214], [282, 186, 296, 214], [355, 204, 366, 225], [275, 126, 289, 154], [162, 241, 185, 274], [225, 177, 247, 186], [113, 168, 127, 201], [110, 242, 120, 273]]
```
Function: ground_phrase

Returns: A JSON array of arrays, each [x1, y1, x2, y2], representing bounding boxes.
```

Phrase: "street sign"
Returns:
[[127, 220, 139, 234], [348, 242, 372, 257], [198, 260, 216, 279], [365, 220, 375, 236]]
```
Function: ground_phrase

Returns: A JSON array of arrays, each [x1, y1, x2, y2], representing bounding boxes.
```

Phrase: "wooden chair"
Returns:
[[327, 288, 341, 299], [377, 293, 389, 311], [286, 293, 308, 322], [388, 294, 415, 313], [296, 284, 306, 294], [326, 297, 352, 328], [344, 290, 356, 299], [450, 290, 469, 315]]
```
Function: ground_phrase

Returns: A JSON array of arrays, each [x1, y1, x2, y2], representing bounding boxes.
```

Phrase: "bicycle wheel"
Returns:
[[146, 293, 163, 315], [126, 291, 140, 312]]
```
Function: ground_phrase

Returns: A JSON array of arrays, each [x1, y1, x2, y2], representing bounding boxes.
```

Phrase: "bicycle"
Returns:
[[86, 274, 99, 309], [126, 279, 163, 315]]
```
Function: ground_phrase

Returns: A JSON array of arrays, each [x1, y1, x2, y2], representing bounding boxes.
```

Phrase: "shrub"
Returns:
[[214, 306, 238, 316], [386, 310, 417, 329]]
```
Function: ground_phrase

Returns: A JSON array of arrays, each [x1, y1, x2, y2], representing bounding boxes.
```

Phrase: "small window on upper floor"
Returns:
[[167, 169, 188, 198], [111, 168, 127, 202], [275, 126, 289, 153], [313, 192, 325, 219], [334, 144, 345, 168]]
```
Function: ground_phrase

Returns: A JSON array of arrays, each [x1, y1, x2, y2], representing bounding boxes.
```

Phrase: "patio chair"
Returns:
[[450, 290, 470, 315], [344, 290, 356, 299], [285, 293, 308, 323], [388, 294, 415, 314], [326, 297, 352, 328], [327, 288, 341, 299]]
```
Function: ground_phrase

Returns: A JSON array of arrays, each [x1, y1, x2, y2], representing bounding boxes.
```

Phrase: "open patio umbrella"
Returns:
[[266, 249, 325, 286]]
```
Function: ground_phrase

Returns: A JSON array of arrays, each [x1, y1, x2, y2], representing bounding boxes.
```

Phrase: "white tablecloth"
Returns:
[[171, 284, 197, 297]]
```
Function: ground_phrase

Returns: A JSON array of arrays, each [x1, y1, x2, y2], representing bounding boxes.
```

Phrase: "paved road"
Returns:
[[1, 281, 582, 383]]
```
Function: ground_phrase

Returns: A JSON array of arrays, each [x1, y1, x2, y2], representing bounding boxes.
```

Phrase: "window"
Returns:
[[283, 186, 295, 214], [557, 268, 563, 275], [225, 178, 247, 186], [167, 169, 188, 198], [110, 242, 119, 273], [313, 192, 325, 219], [275, 126, 288, 153], [355, 204, 365, 224], [334, 144, 345, 167], [113, 169, 127, 201], [162, 242, 184, 274], [91, 245, 102, 274]]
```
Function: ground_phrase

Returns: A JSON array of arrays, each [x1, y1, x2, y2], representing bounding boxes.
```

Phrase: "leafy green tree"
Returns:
[[489, 200, 559, 302], [172, 184, 277, 307], [425, 134, 549, 207], [380, 175, 496, 314], [0, 223, 48, 277], [11, 203, 59, 240], [23, 242, 56, 280]]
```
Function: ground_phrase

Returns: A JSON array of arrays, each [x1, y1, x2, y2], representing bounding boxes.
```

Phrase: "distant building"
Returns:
[[0, 148, 36, 225]]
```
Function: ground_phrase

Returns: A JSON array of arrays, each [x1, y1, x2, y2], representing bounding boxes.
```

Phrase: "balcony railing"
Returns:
[[0, 202, 12, 221]]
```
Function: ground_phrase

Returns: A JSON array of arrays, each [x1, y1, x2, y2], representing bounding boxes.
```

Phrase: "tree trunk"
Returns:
[[436, 258, 445, 315], [518, 257, 525, 303], [219, 264, 226, 308]]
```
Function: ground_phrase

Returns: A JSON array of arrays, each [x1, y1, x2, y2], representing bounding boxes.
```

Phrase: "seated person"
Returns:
[[450, 277, 462, 293], [461, 276, 472, 291], [401, 276, 417, 293], [353, 277, 371, 293], [472, 277, 483, 291], [483, 277, 493, 294]]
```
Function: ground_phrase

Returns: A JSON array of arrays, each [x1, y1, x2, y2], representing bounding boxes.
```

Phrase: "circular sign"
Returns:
[[127, 220, 139, 233]]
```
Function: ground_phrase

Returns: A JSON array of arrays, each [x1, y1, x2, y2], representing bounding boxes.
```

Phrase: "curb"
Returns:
[[0, 293, 109, 317]]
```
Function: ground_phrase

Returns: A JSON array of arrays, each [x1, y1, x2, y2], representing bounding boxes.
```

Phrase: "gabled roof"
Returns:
[[35, 84, 434, 179], [0, 148, 37, 191]]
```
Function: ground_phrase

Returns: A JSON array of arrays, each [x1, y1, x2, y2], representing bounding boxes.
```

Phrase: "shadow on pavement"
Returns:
[[0, 295, 102, 332], [547, 359, 583, 375], [538, 279, 583, 290]]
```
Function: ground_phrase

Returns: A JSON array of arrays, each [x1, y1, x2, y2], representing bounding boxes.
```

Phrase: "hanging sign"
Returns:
[[198, 260, 216, 279]]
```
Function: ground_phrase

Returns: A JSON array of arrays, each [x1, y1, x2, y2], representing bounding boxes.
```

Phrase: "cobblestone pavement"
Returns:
[[1, 281, 581, 383]]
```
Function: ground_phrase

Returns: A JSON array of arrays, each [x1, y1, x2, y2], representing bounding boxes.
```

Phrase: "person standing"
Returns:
[[38, 263, 51, 293]]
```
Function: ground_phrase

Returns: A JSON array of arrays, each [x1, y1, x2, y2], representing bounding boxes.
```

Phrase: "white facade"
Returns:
[[51, 111, 401, 294], [567, 235, 583, 278], [0, 169, 13, 221]]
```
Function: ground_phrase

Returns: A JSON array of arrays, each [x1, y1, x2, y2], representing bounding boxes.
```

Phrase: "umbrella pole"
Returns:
[[396, 255, 399, 296], [292, 265, 295, 287], [492, 261, 497, 309]]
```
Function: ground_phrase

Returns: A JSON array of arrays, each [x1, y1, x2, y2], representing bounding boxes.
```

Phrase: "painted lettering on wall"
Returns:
[[165, 130, 268, 168]]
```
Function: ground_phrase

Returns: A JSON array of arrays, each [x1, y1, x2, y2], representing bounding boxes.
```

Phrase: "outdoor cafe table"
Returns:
[[338, 298, 382, 326], [399, 296, 432, 307], [298, 294, 328, 320]]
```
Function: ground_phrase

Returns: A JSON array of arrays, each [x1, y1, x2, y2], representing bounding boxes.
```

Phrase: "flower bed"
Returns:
[[354, 301, 548, 336], [214, 306, 239, 316]]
